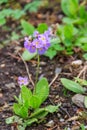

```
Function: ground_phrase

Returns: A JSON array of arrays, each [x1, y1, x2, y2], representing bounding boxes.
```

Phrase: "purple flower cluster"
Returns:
[[24, 29, 51, 55], [18, 76, 29, 86]]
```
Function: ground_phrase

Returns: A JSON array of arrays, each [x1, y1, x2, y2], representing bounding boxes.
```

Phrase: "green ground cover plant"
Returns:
[[0, 0, 44, 26]]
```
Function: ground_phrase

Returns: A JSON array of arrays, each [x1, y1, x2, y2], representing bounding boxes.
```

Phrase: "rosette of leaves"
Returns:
[[6, 78, 60, 130]]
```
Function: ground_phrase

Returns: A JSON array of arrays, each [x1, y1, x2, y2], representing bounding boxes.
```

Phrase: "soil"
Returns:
[[0, 1, 87, 130]]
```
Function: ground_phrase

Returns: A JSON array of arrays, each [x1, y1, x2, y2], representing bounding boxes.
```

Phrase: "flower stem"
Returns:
[[35, 54, 40, 86], [33, 54, 40, 94]]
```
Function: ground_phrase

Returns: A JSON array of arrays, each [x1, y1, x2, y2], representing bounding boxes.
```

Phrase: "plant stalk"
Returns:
[[36, 54, 40, 84], [34, 54, 40, 93]]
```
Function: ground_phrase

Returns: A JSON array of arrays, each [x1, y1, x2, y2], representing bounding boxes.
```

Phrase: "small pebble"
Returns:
[[67, 127, 71, 130], [72, 94, 84, 108], [60, 118, 64, 122], [5, 72, 9, 75], [55, 67, 62, 75], [57, 113, 61, 118], [0, 64, 5, 68], [71, 60, 82, 67], [55, 95, 59, 99], [45, 120, 54, 127], [40, 61, 46, 65]]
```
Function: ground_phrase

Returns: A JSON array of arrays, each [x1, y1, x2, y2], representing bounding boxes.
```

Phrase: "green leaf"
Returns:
[[82, 44, 87, 51], [0, 9, 12, 17], [14, 95, 21, 104], [11, 9, 25, 19], [83, 53, 87, 60], [63, 17, 76, 24], [22, 50, 37, 61], [63, 39, 72, 47], [50, 37, 64, 51], [24, 1, 42, 13], [80, 124, 85, 130], [79, 5, 87, 20], [29, 108, 48, 119], [61, 0, 79, 17], [21, 20, 35, 35], [45, 48, 57, 59], [84, 96, 87, 108], [50, 37, 61, 44], [21, 86, 32, 108], [63, 17, 85, 25], [0, 0, 7, 4], [33, 111, 48, 119], [29, 105, 60, 120], [24, 118, 38, 126], [17, 125, 25, 130], [64, 24, 73, 39], [53, 44, 64, 51], [6, 116, 15, 124], [15, 94, 23, 104], [61, 78, 85, 94], [30, 95, 41, 109], [13, 103, 28, 118], [6, 116, 22, 124], [37, 23, 48, 33], [45, 105, 60, 113], [75, 77, 87, 86], [11, 32, 20, 40], [77, 37, 87, 44], [0, 18, 6, 26], [35, 78, 49, 104]]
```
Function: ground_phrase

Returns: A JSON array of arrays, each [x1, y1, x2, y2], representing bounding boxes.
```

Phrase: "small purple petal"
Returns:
[[44, 42, 50, 49], [38, 47, 46, 55], [28, 44, 36, 53], [44, 27, 52, 36], [24, 37, 29, 41], [38, 34, 46, 43], [32, 39, 43, 48], [33, 31, 39, 38], [18, 76, 29, 86]]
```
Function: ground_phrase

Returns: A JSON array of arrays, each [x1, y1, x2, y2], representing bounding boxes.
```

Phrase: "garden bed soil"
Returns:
[[0, 44, 87, 130]]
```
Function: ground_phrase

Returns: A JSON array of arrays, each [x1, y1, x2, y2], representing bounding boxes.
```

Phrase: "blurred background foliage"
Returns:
[[0, 0, 87, 60], [0, 0, 61, 47]]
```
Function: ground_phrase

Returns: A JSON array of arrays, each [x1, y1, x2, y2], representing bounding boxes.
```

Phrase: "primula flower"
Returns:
[[32, 39, 43, 48], [24, 29, 51, 55], [38, 47, 46, 55], [33, 31, 39, 38], [24, 40, 30, 50], [28, 44, 36, 53], [44, 28, 52, 37], [18, 76, 29, 86], [38, 34, 46, 42]]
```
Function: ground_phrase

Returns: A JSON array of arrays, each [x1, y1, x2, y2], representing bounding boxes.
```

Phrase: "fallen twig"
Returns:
[[47, 125, 57, 130], [7, 52, 21, 60], [49, 68, 62, 87], [49, 74, 59, 87], [66, 116, 79, 122], [18, 53, 34, 87], [76, 65, 87, 80]]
